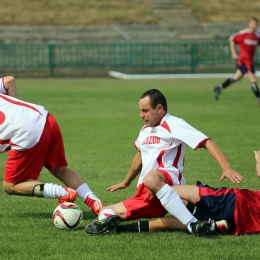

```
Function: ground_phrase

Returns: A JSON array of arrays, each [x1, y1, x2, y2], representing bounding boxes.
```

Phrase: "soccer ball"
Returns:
[[52, 202, 83, 231]]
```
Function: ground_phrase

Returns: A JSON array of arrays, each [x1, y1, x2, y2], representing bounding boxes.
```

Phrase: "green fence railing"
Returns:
[[0, 42, 259, 76]]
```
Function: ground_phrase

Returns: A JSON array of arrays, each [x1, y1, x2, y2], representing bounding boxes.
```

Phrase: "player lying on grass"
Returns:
[[87, 151, 260, 235], [0, 76, 103, 215]]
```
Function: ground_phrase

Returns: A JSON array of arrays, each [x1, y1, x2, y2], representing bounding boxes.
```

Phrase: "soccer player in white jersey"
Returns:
[[86, 89, 243, 235], [0, 77, 103, 215]]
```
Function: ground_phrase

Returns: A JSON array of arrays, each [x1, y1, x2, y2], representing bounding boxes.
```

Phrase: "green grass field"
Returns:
[[1, 78, 260, 260]]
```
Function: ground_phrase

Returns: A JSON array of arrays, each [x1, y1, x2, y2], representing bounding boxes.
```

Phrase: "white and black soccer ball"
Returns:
[[52, 202, 83, 231]]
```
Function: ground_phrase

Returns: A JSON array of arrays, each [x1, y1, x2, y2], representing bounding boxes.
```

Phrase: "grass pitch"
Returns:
[[0, 78, 260, 260]]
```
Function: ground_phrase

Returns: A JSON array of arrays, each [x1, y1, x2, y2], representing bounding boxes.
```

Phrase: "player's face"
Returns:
[[248, 20, 258, 33], [139, 96, 163, 127]]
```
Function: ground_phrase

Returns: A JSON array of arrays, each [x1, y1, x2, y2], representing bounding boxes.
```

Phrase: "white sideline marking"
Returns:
[[109, 70, 260, 80]]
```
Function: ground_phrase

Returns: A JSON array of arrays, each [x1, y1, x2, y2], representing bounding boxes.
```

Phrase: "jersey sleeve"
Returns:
[[170, 118, 209, 150], [0, 78, 7, 94], [134, 136, 141, 151], [229, 33, 242, 44]]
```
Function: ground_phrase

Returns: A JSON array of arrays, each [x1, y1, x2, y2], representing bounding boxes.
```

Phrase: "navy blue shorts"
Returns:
[[236, 63, 255, 74], [195, 181, 235, 228]]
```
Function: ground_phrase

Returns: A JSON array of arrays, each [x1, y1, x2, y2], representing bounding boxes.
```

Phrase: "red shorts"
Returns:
[[237, 59, 255, 73], [4, 113, 68, 183], [123, 169, 173, 220]]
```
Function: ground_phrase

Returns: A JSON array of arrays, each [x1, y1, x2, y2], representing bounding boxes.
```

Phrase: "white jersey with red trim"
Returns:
[[0, 78, 7, 94], [134, 113, 209, 187], [0, 94, 48, 152]]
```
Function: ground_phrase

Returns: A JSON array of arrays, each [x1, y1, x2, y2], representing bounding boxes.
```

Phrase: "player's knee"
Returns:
[[143, 171, 160, 188], [143, 174, 153, 188], [3, 182, 14, 195]]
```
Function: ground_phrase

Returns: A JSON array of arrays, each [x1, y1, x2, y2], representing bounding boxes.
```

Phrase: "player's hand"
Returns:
[[231, 53, 239, 60], [220, 169, 243, 184], [107, 181, 129, 192]]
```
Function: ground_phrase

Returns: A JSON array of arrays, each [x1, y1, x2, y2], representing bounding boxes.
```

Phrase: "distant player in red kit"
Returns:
[[214, 17, 260, 104]]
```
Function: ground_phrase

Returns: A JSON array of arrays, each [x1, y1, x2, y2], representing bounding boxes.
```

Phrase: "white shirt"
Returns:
[[0, 93, 48, 152], [134, 113, 209, 187]]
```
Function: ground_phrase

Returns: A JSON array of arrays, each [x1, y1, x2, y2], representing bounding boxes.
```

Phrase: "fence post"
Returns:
[[48, 43, 55, 77], [190, 43, 196, 73]]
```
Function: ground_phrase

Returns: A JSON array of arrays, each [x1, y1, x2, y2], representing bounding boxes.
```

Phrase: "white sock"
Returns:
[[43, 183, 67, 198], [98, 208, 116, 220], [156, 184, 197, 231], [76, 183, 101, 202]]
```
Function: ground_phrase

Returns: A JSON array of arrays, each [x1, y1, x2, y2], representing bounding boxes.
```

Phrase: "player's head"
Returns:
[[139, 89, 167, 127], [248, 17, 258, 33]]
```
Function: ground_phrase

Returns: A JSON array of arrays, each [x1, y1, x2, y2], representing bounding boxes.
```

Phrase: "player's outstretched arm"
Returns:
[[107, 152, 142, 192], [201, 139, 243, 183], [254, 151, 260, 177]]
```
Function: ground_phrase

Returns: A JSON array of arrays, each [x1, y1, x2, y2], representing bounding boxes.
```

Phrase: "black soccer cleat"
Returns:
[[213, 86, 221, 100], [190, 220, 216, 236], [85, 215, 121, 234]]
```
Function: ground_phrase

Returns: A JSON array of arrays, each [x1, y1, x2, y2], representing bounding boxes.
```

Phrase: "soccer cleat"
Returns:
[[85, 215, 121, 234], [213, 86, 221, 100], [215, 220, 229, 235], [85, 195, 104, 215], [190, 220, 215, 236], [58, 187, 78, 204]]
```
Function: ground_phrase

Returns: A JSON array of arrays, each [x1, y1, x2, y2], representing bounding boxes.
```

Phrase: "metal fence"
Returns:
[[0, 41, 259, 77]]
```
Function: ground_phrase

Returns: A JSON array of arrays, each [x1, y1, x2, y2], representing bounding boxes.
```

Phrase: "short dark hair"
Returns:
[[140, 89, 167, 111], [250, 16, 258, 23]]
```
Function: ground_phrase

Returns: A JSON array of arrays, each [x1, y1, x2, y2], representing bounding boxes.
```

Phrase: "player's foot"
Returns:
[[85, 215, 121, 234], [215, 220, 229, 235], [58, 187, 78, 204], [85, 195, 104, 215], [214, 86, 221, 100], [190, 220, 215, 236]]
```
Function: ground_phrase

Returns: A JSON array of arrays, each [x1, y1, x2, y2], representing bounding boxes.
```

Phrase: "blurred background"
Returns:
[[0, 0, 259, 77]]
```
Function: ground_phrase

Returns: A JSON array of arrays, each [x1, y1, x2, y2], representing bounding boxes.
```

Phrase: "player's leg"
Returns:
[[213, 68, 243, 100], [85, 202, 126, 234], [114, 216, 187, 234], [143, 170, 214, 235], [172, 185, 200, 203], [248, 70, 260, 104], [2, 137, 78, 203], [45, 113, 103, 215]]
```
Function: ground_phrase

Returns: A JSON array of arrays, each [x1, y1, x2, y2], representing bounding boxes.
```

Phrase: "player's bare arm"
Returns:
[[254, 151, 260, 177], [230, 41, 238, 60], [107, 151, 142, 192], [200, 139, 243, 183]]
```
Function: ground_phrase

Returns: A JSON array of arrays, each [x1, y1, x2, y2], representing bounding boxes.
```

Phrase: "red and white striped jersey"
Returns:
[[229, 28, 260, 61], [134, 113, 209, 187], [0, 93, 48, 152]]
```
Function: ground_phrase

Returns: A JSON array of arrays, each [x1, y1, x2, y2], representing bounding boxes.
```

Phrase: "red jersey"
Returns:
[[229, 28, 260, 62], [233, 188, 260, 235]]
